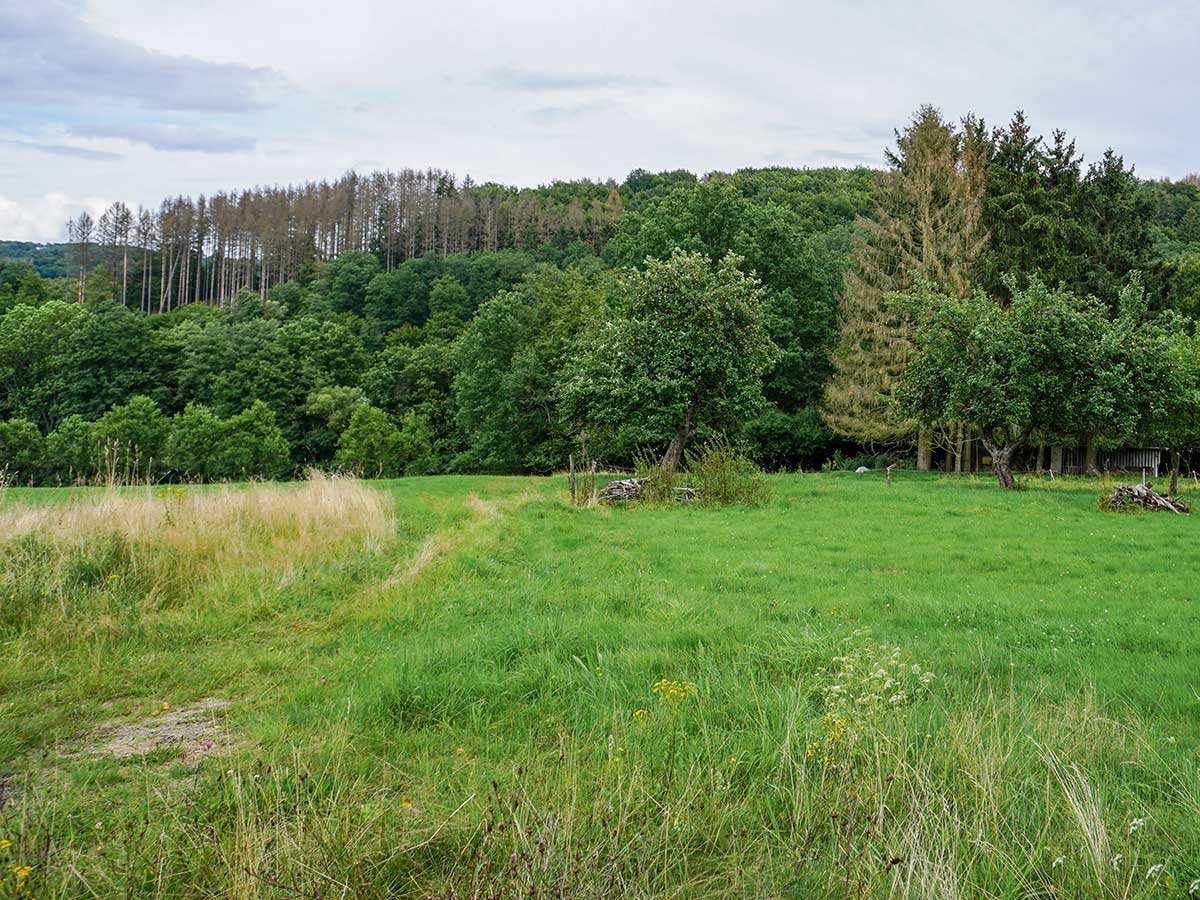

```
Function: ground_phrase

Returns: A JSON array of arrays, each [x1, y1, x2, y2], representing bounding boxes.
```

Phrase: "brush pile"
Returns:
[[597, 478, 699, 504], [1100, 482, 1190, 514]]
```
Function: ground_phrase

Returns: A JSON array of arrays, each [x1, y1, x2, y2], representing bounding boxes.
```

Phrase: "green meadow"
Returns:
[[1, 473, 1198, 898]]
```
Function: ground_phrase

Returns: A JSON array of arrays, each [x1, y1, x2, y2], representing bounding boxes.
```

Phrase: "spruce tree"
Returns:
[[823, 106, 988, 451]]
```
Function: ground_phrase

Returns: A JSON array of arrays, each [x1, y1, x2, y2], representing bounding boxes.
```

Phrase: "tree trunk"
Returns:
[[1170, 449, 1181, 497], [953, 424, 965, 473], [917, 428, 932, 471], [661, 394, 700, 473], [983, 440, 1017, 489], [1084, 434, 1098, 476]]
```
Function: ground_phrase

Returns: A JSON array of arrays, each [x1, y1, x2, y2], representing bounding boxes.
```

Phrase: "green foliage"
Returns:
[[0, 300, 91, 429], [454, 266, 607, 473], [335, 405, 405, 477], [897, 277, 1115, 486], [45, 415, 100, 483], [302, 386, 367, 462], [215, 401, 292, 480], [979, 113, 1156, 306], [164, 404, 225, 480], [94, 395, 169, 478], [683, 437, 772, 507], [560, 250, 774, 468], [322, 251, 381, 316], [361, 340, 459, 467], [0, 417, 45, 482]]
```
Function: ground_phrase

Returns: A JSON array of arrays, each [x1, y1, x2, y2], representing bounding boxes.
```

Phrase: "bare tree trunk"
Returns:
[[1084, 434, 1099, 476], [983, 440, 1017, 489], [661, 394, 700, 473], [1170, 449, 1181, 496]]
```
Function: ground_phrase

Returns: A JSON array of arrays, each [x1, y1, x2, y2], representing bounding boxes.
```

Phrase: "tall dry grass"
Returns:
[[0, 472, 393, 630]]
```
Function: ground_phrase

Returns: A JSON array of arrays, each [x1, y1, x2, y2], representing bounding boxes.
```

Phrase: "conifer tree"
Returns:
[[822, 106, 989, 460]]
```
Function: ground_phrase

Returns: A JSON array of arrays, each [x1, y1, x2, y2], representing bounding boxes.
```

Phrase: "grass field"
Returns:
[[1, 472, 1198, 898]]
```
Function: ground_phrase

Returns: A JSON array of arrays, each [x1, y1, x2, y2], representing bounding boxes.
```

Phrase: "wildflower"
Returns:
[[1146, 863, 1164, 881], [652, 678, 697, 707], [401, 798, 413, 809], [1188, 877, 1200, 895], [632, 708, 648, 722], [1052, 856, 1065, 868], [1111, 854, 1122, 870], [0, 839, 10, 849], [94, 821, 103, 830], [8, 865, 32, 879], [1128, 817, 1145, 835]]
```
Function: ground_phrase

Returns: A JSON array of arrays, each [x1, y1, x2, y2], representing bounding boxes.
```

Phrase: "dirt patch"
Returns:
[[89, 698, 232, 766]]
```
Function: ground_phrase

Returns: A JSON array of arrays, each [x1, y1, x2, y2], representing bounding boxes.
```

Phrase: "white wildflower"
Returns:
[[1052, 856, 1065, 868], [1129, 817, 1145, 835], [1146, 863, 1164, 881], [1111, 854, 1122, 870]]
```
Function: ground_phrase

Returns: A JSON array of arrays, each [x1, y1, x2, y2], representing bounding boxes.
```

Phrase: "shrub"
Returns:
[[215, 400, 292, 480], [95, 395, 169, 480], [165, 404, 224, 480], [684, 438, 772, 507], [336, 406, 404, 477], [0, 417, 45, 483], [45, 415, 100, 484]]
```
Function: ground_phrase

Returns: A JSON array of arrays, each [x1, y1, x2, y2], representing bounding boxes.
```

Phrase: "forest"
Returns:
[[1, 107, 1199, 488]]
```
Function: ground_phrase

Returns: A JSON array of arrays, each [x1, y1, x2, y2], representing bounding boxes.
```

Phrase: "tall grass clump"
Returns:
[[0, 472, 393, 635], [630, 439, 771, 507], [684, 437, 772, 506]]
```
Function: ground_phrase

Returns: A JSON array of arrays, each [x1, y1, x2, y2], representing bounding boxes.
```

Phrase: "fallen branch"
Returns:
[[597, 478, 699, 504], [1101, 482, 1190, 514]]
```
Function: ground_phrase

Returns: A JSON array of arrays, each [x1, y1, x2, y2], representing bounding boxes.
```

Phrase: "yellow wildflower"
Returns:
[[652, 678, 697, 707]]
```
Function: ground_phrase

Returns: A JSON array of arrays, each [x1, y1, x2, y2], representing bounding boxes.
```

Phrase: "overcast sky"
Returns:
[[1, 0, 1197, 242]]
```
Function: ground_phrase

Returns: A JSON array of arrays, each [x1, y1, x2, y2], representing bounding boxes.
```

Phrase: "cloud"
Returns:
[[527, 102, 613, 126], [0, 1, 285, 113], [484, 65, 662, 93], [0, 139, 122, 161], [0, 192, 110, 243], [66, 123, 256, 154]]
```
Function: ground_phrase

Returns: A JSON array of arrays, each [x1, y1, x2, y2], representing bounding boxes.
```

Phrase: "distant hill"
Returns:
[[0, 241, 69, 278]]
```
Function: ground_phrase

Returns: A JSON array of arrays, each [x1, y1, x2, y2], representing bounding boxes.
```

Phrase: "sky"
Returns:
[[1, 0, 1197, 242]]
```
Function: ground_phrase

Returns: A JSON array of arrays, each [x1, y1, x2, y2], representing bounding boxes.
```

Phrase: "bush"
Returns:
[[0, 417, 45, 483], [684, 438, 772, 507], [216, 401, 292, 480], [336, 406, 404, 477], [95, 395, 169, 480], [165, 404, 224, 480], [45, 415, 99, 483]]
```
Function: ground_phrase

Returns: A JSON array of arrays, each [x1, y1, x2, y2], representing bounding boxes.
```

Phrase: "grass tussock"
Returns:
[[0, 472, 393, 633]]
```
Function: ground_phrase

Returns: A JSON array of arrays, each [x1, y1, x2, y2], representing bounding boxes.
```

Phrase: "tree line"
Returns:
[[1, 112, 1198, 488]]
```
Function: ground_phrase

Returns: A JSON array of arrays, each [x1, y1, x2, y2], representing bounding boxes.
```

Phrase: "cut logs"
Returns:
[[1101, 482, 1190, 514], [597, 477, 699, 504]]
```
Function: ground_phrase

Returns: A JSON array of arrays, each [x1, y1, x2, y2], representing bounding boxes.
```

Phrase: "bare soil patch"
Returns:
[[88, 698, 232, 766]]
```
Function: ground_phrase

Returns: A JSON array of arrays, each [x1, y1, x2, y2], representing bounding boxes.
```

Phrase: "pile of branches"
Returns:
[[1101, 482, 1190, 514], [597, 478, 699, 504]]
